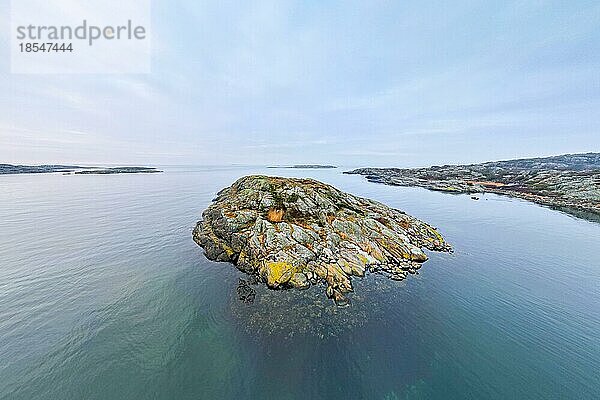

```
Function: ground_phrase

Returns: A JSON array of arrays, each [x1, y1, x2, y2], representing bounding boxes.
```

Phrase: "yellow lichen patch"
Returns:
[[337, 259, 352, 275], [409, 251, 428, 262], [267, 208, 284, 222], [432, 229, 445, 243], [467, 180, 506, 188], [223, 245, 235, 257], [206, 230, 235, 257], [265, 261, 296, 287], [314, 265, 328, 279], [366, 242, 385, 262]]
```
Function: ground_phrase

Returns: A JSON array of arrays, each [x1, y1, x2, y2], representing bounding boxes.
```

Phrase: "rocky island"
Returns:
[[74, 166, 161, 174], [193, 175, 451, 306], [1, 164, 161, 175], [346, 153, 600, 217], [267, 164, 337, 169], [0, 164, 90, 174]]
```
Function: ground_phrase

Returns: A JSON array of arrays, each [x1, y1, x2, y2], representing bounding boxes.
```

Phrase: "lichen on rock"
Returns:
[[193, 175, 451, 306]]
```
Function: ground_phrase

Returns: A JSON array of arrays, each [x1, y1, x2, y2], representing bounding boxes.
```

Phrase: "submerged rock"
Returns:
[[236, 278, 256, 304], [193, 175, 451, 305]]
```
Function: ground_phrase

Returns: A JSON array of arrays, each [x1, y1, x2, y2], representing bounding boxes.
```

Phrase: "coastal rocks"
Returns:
[[346, 153, 600, 218], [193, 175, 451, 306]]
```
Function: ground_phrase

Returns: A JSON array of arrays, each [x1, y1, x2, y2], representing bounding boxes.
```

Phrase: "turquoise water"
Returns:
[[1, 166, 599, 400]]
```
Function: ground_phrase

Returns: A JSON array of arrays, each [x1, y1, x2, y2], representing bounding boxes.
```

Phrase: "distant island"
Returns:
[[74, 167, 161, 174], [1, 164, 161, 175], [267, 165, 337, 169], [0, 164, 89, 174], [346, 153, 600, 217]]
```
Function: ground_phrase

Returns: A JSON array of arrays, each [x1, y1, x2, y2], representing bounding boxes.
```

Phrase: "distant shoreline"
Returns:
[[267, 164, 337, 169], [345, 152, 600, 219], [0, 164, 162, 175]]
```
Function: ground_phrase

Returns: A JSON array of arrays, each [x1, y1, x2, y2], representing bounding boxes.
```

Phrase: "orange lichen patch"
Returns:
[[295, 221, 314, 230], [399, 219, 410, 230], [326, 214, 335, 224], [267, 208, 284, 222], [359, 241, 373, 253], [467, 180, 506, 188]]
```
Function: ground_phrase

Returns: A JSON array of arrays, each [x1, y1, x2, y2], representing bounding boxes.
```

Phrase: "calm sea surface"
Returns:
[[1, 166, 599, 400]]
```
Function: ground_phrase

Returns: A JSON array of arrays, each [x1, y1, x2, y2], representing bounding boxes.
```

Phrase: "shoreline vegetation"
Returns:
[[0, 164, 162, 175], [345, 152, 600, 219]]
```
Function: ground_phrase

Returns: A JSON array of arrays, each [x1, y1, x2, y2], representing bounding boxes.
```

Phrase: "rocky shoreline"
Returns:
[[0, 164, 89, 174], [193, 175, 450, 306], [0, 164, 161, 175], [346, 153, 600, 218]]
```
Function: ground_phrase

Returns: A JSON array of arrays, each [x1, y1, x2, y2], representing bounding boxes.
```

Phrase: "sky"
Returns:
[[1, 0, 600, 167]]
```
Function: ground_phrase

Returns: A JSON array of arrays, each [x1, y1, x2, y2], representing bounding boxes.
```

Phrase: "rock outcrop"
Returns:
[[193, 175, 451, 305]]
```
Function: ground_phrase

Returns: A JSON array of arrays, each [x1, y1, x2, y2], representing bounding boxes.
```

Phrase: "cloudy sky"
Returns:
[[1, 1, 599, 167]]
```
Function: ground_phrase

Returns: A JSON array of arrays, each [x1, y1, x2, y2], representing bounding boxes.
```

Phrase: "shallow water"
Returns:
[[1, 166, 599, 400]]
